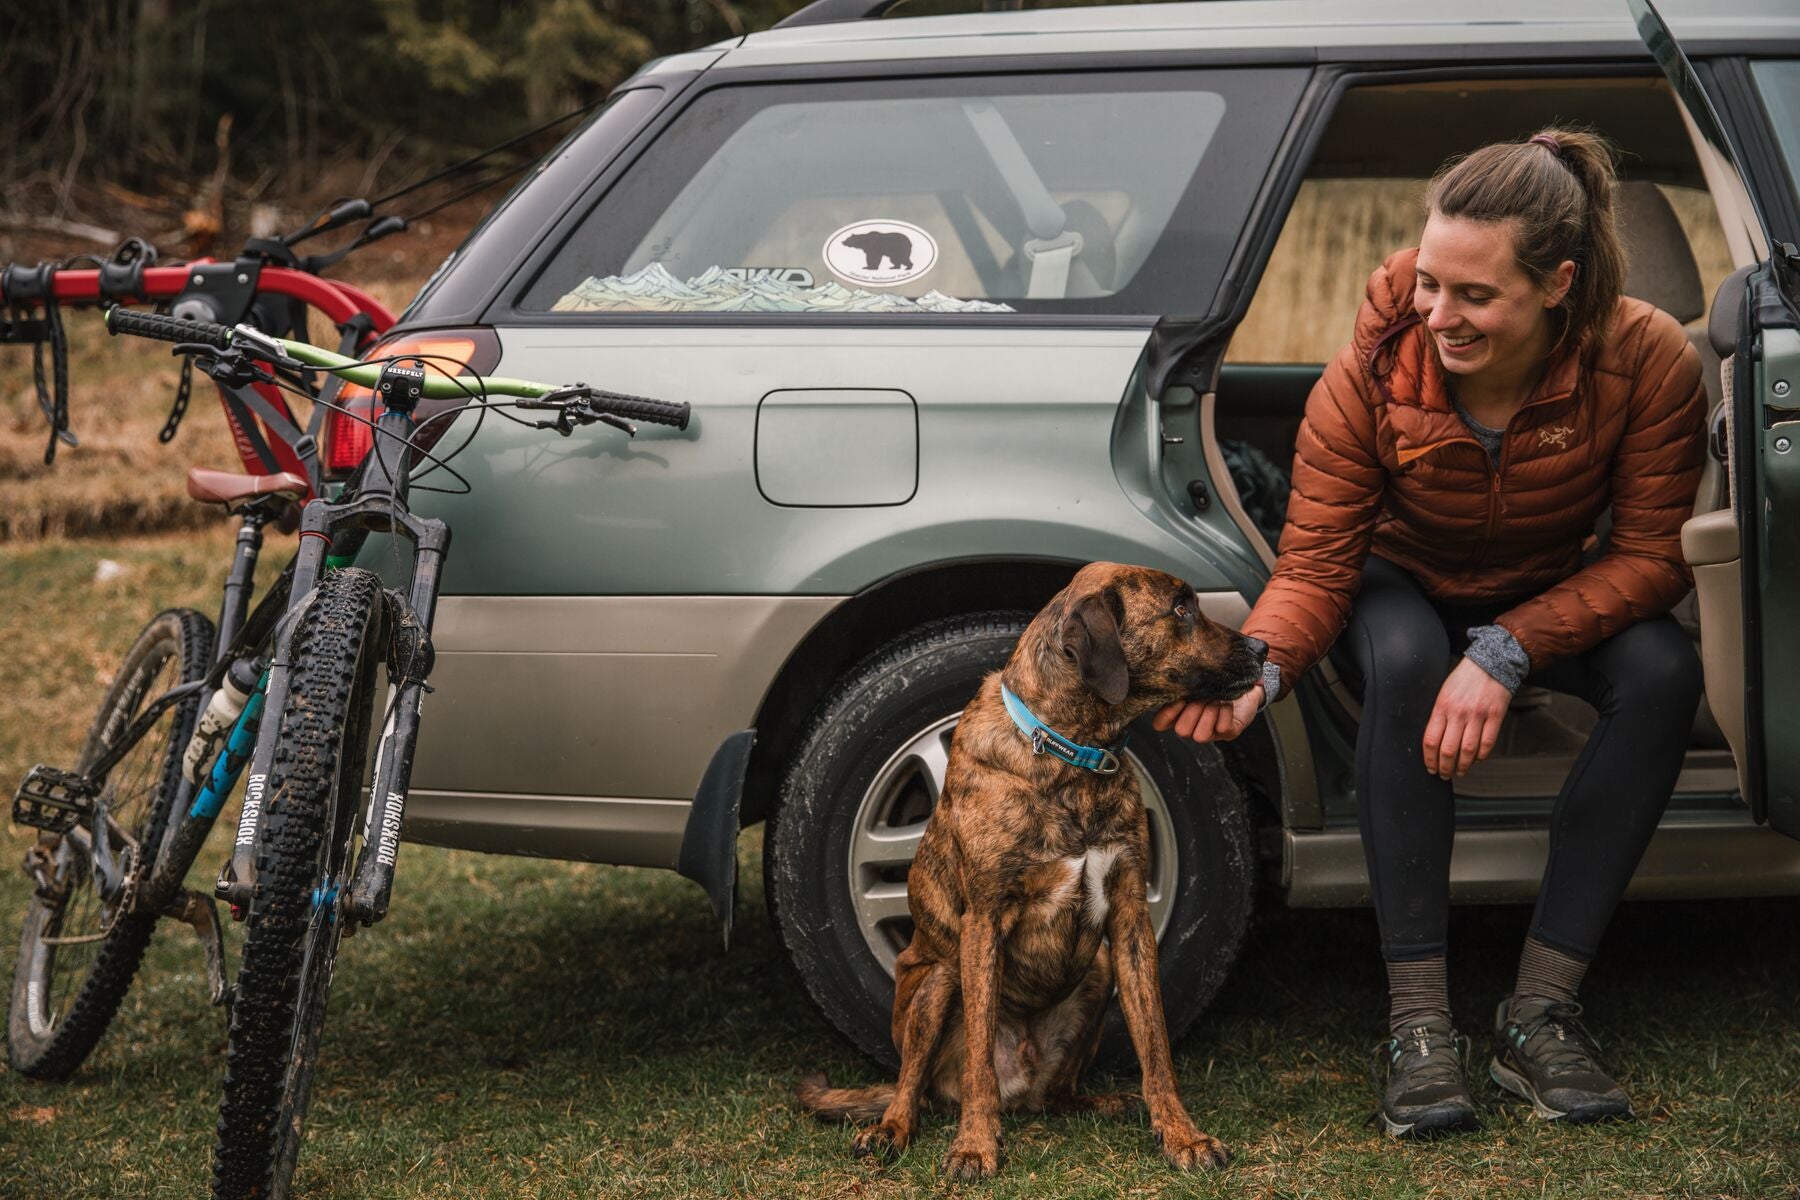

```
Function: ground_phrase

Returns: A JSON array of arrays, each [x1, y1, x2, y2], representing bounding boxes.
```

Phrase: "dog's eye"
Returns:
[[1173, 603, 1191, 620]]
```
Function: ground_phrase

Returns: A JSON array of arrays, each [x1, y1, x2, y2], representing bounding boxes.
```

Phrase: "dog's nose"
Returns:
[[1243, 636, 1268, 662]]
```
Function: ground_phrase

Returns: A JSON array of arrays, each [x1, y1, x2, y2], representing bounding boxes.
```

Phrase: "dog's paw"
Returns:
[[851, 1121, 908, 1163], [940, 1137, 1004, 1182], [1154, 1126, 1231, 1171]]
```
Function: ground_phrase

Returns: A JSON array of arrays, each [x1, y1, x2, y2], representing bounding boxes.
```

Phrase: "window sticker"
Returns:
[[552, 264, 1014, 314], [723, 267, 815, 287], [822, 219, 938, 288]]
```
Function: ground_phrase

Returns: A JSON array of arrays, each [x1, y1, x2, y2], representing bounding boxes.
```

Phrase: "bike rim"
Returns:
[[847, 713, 1177, 976], [21, 645, 180, 1039]]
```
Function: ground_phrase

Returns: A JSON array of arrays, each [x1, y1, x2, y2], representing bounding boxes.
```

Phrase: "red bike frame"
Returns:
[[2, 262, 396, 496]]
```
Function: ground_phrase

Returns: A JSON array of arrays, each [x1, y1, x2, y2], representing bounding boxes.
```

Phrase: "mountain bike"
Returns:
[[5, 239, 397, 1085], [78, 308, 687, 1199]]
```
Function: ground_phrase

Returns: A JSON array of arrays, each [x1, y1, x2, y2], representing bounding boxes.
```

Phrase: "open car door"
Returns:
[[1632, 0, 1800, 835]]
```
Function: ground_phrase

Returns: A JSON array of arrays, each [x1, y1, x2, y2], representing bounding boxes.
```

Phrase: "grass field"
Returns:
[[2, 529, 1799, 1198]]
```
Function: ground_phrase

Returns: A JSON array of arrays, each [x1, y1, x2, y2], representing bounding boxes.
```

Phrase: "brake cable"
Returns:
[[29, 265, 75, 465]]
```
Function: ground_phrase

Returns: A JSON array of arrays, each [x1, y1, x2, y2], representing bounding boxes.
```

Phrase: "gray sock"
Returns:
[[1386, 955, 1450, 1034], [1512, 936, 1590, 1009]]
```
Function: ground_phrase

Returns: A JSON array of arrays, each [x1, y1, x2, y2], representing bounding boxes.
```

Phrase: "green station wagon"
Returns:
[[360, 0, 1800, 1063]]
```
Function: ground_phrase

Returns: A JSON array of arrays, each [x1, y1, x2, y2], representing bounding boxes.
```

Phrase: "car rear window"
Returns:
[[518, 69, 1305, 318]]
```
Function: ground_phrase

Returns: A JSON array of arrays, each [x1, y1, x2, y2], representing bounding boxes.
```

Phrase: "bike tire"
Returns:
[[213, 568, 386, 1200], [7, 607, 214, 1078]]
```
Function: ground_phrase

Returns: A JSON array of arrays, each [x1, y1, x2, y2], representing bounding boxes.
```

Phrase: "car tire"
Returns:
[[765, 612, 1255, 1072]]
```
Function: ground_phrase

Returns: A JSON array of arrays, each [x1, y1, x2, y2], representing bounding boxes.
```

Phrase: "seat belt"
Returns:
[[960, 101, 1082, 299]]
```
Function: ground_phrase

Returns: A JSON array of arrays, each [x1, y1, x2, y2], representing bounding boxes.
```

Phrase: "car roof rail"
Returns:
[[774, 0, 1023, 30]]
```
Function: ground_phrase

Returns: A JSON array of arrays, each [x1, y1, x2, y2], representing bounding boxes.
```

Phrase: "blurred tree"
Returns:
[[0, 0, 812, 230]]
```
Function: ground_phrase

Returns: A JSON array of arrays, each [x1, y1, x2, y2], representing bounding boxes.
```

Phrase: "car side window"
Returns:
[[1227, 80, 1738, 366], [1749, 60, 1800, 210], [518, 69, 1307, 318]]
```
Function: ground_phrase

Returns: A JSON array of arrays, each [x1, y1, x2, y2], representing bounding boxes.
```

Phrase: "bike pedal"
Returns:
[[12, 764, 98, 834], [164, 890, 232, 1008]]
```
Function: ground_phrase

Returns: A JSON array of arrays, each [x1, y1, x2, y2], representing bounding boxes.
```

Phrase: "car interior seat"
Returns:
[[1590, 179, 1730, 747]]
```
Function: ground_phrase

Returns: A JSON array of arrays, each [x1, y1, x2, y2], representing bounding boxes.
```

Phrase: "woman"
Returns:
[[1157, 129, 1707, 1135]]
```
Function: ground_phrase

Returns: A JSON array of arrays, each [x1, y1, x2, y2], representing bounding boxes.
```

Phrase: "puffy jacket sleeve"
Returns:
[[1242, 342, 1389, 682], [1493, 313, 1707, 668]]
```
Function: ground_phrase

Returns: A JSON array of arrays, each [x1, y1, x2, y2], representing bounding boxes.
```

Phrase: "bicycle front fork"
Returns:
[[215, 444, 447, 929]]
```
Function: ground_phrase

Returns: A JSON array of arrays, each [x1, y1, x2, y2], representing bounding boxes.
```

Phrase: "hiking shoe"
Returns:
[[1490, 997, 1633, 1123], [1372, 1019, 1480, 1138]]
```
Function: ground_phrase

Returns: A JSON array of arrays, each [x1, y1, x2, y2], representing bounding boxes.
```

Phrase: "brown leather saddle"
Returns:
[[186, 466, 308, 515]]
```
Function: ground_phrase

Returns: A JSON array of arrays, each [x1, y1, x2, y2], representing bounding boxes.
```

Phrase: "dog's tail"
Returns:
[[794, 1072, 895, 1123]]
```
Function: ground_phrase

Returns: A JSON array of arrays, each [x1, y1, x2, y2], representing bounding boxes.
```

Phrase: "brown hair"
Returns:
[[1425, 127, 1626, 357]]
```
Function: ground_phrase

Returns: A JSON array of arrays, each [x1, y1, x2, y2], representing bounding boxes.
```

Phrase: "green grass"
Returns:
[[3, 530, 1800, 1198]]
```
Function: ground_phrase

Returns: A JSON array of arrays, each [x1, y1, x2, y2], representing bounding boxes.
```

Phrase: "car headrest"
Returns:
[[1617, 180, 1705, 325], [1709, 264, 1756, 357]]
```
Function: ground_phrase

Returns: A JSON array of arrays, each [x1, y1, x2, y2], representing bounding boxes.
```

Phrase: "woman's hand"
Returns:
[[1152, 685, 1265, 744], [1423, 658, 1511, 779]]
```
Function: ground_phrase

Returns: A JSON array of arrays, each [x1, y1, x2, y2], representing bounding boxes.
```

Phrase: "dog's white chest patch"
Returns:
[[1062, 844, 1124, 928]]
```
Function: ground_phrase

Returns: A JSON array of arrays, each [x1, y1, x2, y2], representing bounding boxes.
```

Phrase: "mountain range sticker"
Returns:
[[823, 219, 938, 288], [551, 263, 1014, 314]]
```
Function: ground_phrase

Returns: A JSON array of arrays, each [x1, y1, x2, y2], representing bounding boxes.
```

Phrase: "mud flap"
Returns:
[[678, 729, 754, 950]]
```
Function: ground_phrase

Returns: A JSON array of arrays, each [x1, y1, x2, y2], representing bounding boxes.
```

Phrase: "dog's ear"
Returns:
[[1061, 589, 1129, 706]]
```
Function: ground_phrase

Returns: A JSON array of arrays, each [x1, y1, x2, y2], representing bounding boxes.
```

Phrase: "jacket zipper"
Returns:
[[1488, 437, 1507, 544]]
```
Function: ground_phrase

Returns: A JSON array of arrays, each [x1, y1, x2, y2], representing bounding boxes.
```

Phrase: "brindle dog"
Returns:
[[797, 562, 1267, 1179]]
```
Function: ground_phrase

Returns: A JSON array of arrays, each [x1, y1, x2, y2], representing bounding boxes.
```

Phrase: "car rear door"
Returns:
[[1633, 0, 1800, 835]]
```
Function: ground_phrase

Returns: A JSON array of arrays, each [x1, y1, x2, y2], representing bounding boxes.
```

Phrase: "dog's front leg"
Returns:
[[854, 959, 957, 1163], [1106, 874, 1230, 1171], [942, 910, 1005, 1181]]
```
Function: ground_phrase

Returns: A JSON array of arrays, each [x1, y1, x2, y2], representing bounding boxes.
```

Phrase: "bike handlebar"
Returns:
[[104, 310, 691, 429], [104, 306, 232, 349], [564, 389, 691, 431]]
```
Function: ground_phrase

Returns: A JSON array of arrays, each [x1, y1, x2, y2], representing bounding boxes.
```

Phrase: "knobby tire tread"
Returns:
[[7, 608, 213, 1079], [213, 569, 384, 1200]]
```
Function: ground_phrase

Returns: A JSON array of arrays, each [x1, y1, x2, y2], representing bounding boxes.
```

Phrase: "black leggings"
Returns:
[[1347, 556, 1704, 963]]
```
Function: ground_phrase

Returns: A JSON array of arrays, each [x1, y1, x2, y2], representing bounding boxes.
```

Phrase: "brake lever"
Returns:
[[521, 399, 637, 438], [175, 344, 274, 389]]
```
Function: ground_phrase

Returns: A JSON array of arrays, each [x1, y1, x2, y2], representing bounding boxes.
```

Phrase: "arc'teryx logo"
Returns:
[[1539, 424, 1573, 449]]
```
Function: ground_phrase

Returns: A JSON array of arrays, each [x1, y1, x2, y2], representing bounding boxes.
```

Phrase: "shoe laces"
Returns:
[[1509, 1001, 1605, 1075], [1373, 1024, 1467, 1091]]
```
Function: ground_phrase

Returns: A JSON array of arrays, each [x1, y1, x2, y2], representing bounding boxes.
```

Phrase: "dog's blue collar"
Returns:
[[1000, 683, 1125, 775]]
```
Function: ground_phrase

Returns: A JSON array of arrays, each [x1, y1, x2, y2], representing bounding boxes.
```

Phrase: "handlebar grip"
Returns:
[[590, 390, 691, 431], [104, 306, 232, 349]]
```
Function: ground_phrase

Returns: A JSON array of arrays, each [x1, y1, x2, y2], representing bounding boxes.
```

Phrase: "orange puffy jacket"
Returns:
[[1243, 247, 1707, 684]]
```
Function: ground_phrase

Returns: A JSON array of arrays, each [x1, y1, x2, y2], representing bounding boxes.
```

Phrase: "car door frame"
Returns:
[[1628, 0, 1800, 836]]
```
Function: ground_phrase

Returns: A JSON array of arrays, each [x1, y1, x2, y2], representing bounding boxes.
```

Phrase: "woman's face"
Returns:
[[1414, 212, 1574, 383]]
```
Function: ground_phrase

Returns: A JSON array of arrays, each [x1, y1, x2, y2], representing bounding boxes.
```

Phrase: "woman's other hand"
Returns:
[[1423, 658, 1511, 778], [1152, 685, 1265, 744]]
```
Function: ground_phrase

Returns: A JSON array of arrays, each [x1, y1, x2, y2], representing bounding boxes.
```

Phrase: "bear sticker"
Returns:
[[842, 231, 914, 272], [823, 219, 937, 288]]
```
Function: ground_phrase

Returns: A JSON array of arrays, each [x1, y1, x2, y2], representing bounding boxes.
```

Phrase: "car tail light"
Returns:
[[321, 326, 502, 480]]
